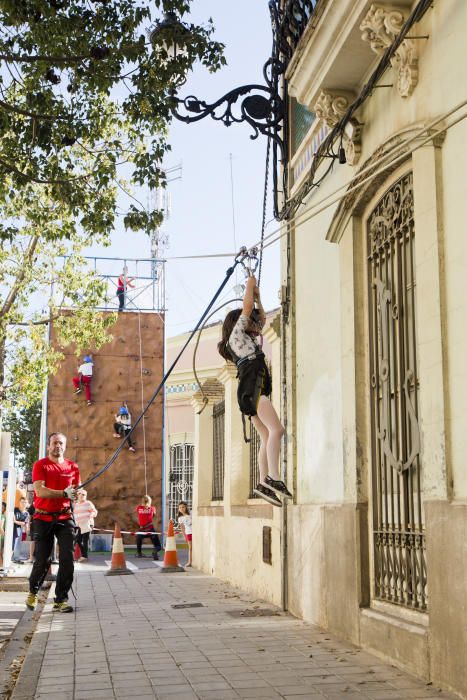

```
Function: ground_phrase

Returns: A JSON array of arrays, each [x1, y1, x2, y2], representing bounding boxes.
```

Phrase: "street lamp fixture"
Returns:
[[149, 5, 288, 219]]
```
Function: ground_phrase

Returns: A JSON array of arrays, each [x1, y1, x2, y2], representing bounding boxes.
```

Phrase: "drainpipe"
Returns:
[[280, 220, 293, 612]]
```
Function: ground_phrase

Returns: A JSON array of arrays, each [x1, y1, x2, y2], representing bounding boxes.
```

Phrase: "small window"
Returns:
[[291, 98, 315, 155]]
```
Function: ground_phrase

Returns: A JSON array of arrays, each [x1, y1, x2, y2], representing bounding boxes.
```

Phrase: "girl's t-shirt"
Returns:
[[228, 314, 262, 360], [74, 500, 98, 534], [178, 514, 192, 535]]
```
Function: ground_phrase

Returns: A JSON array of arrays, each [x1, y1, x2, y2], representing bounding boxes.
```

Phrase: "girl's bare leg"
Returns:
[[187, 540, 192, 566], [256, 395, 285, 480], [251, 415, 269, 485]]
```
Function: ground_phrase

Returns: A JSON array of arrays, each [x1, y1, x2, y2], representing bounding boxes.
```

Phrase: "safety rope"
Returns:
[[257, 136, 271, 288], [137, 311, 149, 495], [77, 251, 248, 490]]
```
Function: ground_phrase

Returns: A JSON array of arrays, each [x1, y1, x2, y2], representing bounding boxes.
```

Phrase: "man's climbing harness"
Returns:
[[77, 248, 251, 490]]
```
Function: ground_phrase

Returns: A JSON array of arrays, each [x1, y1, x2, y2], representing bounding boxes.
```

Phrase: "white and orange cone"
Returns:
[[160, 520, 184, 573], [105, 523, 133, 576]]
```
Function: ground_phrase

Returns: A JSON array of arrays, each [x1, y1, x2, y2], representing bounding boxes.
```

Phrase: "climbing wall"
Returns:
[[47, 312, 164, 535]]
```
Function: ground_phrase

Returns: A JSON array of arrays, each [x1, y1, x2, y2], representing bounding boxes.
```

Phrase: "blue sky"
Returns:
[[90, 0, 281, 336]]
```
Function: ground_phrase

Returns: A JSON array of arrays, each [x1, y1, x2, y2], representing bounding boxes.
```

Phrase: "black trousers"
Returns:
[[29, 518, 76, 602], [77, 529, 90, 558], [136, 529, 161, 554], [113, 423, 133, 447], [117, 289, 125, 310]]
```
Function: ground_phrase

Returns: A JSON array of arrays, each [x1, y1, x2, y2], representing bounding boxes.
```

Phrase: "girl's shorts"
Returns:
[[237, 356, 272, 417], [185, 534, 192, 542]]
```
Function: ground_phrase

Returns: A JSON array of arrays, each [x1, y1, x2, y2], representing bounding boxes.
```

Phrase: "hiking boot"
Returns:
[[25, 592, 38, 611], [253, 483, 282, 507], [53, 601, 74, 613], [264, 476, 293, 499]]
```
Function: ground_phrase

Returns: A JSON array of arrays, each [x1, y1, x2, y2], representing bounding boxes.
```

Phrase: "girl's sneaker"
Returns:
[[264, 476, 293, 499], [253, 483, 282, 507]]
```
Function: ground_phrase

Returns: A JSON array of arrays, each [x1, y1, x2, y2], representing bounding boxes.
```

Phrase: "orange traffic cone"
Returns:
[[105, 523, 133, 576], [160, 520, 184, 573]]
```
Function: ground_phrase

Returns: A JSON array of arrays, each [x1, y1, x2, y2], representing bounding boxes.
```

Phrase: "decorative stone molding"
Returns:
[[344, 118, 363, 166], [314, 90, 350, 128], [360, 5, 418, 98], [313, 90, 363, 165]]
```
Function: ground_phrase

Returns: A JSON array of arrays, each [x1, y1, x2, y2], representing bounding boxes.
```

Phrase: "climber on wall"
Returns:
[[72, 355, 93, 406], [113, 404, 136, 452]]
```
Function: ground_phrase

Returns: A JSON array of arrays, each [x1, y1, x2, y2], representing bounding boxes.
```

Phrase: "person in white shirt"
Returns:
[[113, 405, 136, 452], [74, 490, 98, 562], [72, 355, 93, 406], [177, 502, 192, 567]]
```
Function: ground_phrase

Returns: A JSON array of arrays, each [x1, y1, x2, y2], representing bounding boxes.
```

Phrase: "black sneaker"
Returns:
[[253, 483, 282, 507], [136, 553, 147, 558], [265, 476, 293, 499]]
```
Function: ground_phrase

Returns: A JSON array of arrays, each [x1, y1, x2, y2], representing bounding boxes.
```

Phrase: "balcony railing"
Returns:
[[276, 0, 320, 64]]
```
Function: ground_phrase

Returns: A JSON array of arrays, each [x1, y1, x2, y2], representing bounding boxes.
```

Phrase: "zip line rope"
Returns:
[[77, 251, 248, 490]]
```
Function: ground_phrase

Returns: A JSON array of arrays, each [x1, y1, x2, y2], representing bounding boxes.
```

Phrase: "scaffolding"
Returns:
[[63, 255, 166, 313]]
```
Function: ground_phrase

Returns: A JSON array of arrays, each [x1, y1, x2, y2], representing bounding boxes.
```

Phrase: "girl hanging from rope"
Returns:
[[217, 275, 292, 507]]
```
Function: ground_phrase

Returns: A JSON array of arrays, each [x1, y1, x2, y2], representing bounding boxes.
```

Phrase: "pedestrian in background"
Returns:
[[12, 497, 28, 562], [177, 501, 192, 567], [74, 489, 98, 562]]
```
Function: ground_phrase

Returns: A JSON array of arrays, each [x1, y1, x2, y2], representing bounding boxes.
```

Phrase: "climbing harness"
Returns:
[[77, 249, 249, 490]]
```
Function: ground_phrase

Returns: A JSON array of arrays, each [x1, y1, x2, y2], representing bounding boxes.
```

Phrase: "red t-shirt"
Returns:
[[136, 505, 155, 530], [32, 457, 81, 522]]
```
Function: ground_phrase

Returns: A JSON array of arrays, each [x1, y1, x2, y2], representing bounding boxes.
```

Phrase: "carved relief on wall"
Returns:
[[360, 5, 418, 98], [313, 90, 363, 165]]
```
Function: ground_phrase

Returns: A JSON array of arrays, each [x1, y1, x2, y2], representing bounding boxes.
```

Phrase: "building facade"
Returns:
[[191, 1, 467, 697]]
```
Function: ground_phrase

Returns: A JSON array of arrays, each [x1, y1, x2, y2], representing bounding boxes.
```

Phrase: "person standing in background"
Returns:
[[177, 501, 192, 567], [74, 489, 98, 562], [116, 266, 135, 311]]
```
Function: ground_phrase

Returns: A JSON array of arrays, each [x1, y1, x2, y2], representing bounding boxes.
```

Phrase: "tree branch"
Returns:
[[0, 235, 39, 318], [0, 98, 66, 121], [0, 156, 92, 183]]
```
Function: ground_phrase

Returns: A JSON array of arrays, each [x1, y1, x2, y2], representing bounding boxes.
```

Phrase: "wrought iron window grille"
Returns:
[[212, 400, 225, 501]]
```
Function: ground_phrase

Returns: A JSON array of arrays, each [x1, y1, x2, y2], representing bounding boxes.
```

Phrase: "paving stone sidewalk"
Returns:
[[11, 563, 458, 700]]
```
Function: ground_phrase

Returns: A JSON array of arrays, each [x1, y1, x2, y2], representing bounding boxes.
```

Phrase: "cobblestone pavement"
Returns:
[[11, 559, 458, 700]]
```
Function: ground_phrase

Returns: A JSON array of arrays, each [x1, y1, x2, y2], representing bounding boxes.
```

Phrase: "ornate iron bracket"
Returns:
[[152, 2, 290, 219], [170, 80, 285, 160]]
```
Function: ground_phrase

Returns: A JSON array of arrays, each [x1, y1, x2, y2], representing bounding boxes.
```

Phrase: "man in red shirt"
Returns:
[[26, 432, 79, 613], [135, 495, 161, 560]]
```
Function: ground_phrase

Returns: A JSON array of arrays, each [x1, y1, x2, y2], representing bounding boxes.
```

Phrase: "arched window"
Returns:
[[169, 443, 194, 522], [367, 172, 426, 610]]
